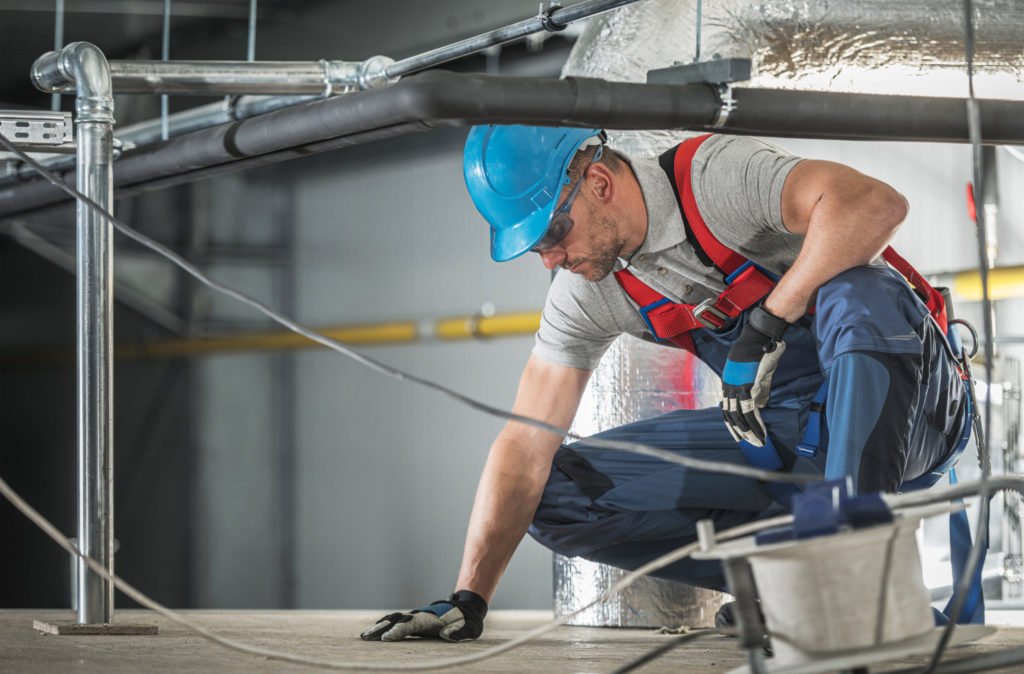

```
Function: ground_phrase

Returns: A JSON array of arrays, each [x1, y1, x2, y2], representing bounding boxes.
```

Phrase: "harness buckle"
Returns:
[[692, 298, 729, 330]]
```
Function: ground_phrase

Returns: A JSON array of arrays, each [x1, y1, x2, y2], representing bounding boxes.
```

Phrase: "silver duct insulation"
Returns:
[[714, 0, 1024, 98], [555, 0, 726, 629], [557, 338, 726, 627], [569, 0, 1024, 98]]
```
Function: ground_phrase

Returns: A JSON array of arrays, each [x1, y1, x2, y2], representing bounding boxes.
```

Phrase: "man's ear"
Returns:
[[587, 163, 614, 202]]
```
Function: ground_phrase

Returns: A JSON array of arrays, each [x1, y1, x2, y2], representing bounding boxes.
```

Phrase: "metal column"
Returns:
[[32, 42, 117, 626]]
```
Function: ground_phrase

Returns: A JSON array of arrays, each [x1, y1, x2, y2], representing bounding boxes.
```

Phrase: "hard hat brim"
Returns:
[[489, 201, 555, 262]]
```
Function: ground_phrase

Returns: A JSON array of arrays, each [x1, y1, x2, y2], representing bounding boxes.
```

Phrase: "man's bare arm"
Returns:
[[764, 159, 909, 322], [454, 354, 591, 602]]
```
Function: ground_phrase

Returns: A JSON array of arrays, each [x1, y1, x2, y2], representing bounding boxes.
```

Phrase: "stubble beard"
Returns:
[[564, 213, 625, 282]]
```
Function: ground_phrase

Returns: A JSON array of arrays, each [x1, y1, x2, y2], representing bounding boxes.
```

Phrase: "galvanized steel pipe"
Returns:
[[37, 57, 397, 96], [33, 41, 117, 626]]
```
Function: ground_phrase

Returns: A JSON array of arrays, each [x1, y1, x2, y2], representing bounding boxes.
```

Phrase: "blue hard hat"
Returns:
[[463, 125, 603, 262]]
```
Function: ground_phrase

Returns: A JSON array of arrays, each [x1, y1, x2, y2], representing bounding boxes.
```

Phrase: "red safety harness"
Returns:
[[613, 133, 948, 351]]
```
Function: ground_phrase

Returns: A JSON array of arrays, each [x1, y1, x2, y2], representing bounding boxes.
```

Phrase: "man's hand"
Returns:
[[721, 305, 790, 446], [360, 590, 488, 642]]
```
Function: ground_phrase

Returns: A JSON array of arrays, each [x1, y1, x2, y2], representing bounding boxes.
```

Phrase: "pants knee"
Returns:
[[815, 265, 929, 369]]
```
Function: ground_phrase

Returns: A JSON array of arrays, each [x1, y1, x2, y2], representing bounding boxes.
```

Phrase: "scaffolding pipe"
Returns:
[[6, 71, 1024, 218], [33, 41, 116, 626], [41, 57, 397, 95]]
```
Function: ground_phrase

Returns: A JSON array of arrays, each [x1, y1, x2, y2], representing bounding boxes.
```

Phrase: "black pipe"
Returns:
[[3, 70, 1024, 218]]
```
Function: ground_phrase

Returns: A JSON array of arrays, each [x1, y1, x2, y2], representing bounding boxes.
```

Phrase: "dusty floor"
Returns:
[[2, 609, 1024, 673]]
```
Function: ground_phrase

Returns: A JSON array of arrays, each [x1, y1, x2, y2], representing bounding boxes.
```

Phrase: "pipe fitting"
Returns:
[[358, 55, 398, 90], [32, 42, 114, 125]]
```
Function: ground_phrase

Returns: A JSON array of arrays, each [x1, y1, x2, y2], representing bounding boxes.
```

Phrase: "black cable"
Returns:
[[923, 1, 996, 671], [606, 629, 725, 674], [0, 130, 815, 487]]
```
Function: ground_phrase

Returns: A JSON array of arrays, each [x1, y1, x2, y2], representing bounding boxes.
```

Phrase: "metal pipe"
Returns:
[[32, 42, 116, 625], [39, 58, 397, 96], [6, 71, 1024, 219], [0, 311, 542, 367], [383, 0, 644, 79]]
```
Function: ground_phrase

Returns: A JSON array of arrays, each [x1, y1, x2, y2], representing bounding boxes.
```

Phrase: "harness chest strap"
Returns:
[[614, 133, 948, 349]]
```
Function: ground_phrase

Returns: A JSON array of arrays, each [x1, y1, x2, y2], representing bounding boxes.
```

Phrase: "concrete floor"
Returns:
[[2, 609, 1024, 673]]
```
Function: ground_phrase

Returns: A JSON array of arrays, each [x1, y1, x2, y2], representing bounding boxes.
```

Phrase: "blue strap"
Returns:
[[795, 381, 830, 458], [942, 467, 986, 624], [739, 436, 799, 508]]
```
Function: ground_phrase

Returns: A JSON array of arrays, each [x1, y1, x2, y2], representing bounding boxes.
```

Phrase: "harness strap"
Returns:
[[739, 437, 799, 508], [675, 134, 746, 275], [943, 468, 987, 624], [794, 381, 830, 458], [882, 247, 948, 334]]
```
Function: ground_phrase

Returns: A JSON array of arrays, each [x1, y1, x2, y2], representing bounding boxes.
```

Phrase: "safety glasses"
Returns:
[[532, 145, 604, 253]]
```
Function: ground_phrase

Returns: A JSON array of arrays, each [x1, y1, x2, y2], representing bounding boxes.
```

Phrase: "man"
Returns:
[[361, 127, 970, 642]]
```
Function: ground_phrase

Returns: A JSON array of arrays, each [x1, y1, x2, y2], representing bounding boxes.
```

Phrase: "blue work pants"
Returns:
[[527, 266, 969, 589]]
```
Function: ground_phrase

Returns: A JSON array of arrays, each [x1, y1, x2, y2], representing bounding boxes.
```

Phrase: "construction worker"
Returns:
[[361, 127, 971, 642]]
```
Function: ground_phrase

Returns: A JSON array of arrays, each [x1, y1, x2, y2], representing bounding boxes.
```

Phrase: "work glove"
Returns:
[[721, 304, 790, 447], [360, 590, 488, 642]]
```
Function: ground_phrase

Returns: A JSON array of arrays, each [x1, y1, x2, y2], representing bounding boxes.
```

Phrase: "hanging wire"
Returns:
[[247, 0, 258, 62], [693, 0, 702, 62], [50, 0, 65, 112], [923, 0, 995, 670], [161, 0, 171, 141]]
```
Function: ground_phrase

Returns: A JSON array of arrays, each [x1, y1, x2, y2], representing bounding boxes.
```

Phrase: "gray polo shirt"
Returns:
[[533, 135, 804, 371]]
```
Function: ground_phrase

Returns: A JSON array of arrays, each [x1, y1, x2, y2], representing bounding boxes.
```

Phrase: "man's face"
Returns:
[[537, 183, 625, 282]]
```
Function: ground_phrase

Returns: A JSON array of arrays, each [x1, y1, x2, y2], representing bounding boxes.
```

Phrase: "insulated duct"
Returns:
[[568, 0, 1024, 99], [554, 0, 727, 629]]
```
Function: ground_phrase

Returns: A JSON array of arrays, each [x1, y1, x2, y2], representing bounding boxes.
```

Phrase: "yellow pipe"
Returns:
[[435, 312, 541, 340], [112, 311, 542, 362], [951, 265, 1024, 302]]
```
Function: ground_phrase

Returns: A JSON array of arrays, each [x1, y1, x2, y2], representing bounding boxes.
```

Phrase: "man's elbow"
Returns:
[[873, 183, 909, 235]]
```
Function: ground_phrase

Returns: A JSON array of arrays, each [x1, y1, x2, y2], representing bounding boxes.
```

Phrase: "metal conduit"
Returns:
[[5, 71, 1024, 219], [32, 41, 117, 626]]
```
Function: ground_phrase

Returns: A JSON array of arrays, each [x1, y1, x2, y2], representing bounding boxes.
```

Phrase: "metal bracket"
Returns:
[[646, 57, 751, 86], [0, 109, 75, 153], [646, 58, 751, 129]]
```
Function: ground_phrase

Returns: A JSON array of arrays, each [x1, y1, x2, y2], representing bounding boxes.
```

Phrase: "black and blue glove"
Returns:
[[360, 590, 488, 642], [721, 305, 790, 446]]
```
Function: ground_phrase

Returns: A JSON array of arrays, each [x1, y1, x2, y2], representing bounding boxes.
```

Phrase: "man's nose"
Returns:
[[539, 247, 566, 270]]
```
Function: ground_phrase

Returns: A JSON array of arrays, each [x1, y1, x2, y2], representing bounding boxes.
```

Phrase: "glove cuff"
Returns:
[[451, 589, 488, 619], [748, 305, 789, 341]]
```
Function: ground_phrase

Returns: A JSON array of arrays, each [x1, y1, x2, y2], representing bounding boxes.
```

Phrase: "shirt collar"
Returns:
[[617, 154, 686, 268]]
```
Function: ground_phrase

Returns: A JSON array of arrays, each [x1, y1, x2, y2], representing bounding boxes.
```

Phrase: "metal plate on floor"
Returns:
[[33, 620, 159, 636]]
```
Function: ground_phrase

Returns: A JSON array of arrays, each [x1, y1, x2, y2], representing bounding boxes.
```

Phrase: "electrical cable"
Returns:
[[0, 471, 791, 672], [0, 130, 815, 489], [605, 628, 726, 674], [922, 1, 995, 670]]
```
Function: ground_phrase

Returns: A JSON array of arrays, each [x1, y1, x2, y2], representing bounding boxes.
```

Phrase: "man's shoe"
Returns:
[[714, 600, 773, 656]]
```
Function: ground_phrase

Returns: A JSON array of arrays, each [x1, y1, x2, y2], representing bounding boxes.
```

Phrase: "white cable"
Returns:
[[0, 130, 814, 488], [0, 472, 789, 671]]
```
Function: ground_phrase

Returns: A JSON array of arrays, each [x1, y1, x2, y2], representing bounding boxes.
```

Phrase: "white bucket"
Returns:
[[697, 505, 956, 670]]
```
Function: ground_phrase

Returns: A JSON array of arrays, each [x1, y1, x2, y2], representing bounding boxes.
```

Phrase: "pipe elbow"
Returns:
[[32, 42, 113, 123]]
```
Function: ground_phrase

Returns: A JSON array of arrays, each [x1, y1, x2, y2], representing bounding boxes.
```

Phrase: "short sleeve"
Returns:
[[533, 270, 622, 370], [690, 135, 802, 242]]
